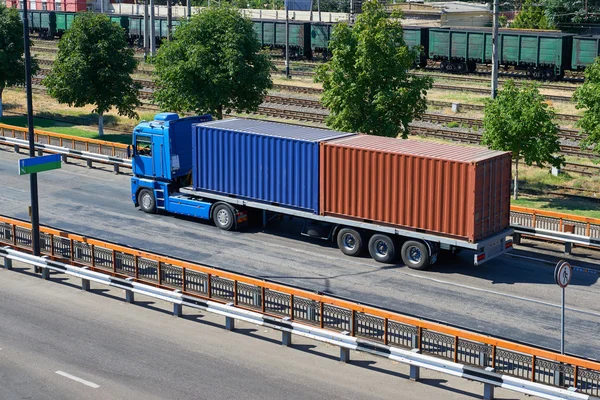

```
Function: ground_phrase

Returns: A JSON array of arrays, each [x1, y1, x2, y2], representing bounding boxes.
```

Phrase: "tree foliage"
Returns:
[[573, 57, 600, 156], [0, 5, 39, 119], [511, 0, 553, 29], [43, 13, 140, 136], [314, 0, 432, 138], [544, 0, 600, 26], [153, 5, 272, 119], [482, 81, 564, 199]]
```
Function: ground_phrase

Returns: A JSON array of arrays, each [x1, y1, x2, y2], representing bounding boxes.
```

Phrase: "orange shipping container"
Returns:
[[319, 136, 512, 242]]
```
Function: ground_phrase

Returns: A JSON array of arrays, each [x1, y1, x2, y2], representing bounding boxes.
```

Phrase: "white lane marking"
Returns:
[[398, 270, 600, 318], [55, 371, 100, 389]]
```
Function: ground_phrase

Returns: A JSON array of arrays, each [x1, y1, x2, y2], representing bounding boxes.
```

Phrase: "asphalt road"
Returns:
[[1, 149, 599, 359], [0, 261, 535, 400]]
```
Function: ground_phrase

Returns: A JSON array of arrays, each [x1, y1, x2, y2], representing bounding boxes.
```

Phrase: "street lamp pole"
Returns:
[[22, 0, 44, 278]]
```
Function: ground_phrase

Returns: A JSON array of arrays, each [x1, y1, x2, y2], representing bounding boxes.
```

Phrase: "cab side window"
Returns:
[[136, 137, 152, 156]]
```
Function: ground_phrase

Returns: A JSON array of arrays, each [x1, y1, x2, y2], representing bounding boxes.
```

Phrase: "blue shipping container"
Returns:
[[192, 119, 354, 213]]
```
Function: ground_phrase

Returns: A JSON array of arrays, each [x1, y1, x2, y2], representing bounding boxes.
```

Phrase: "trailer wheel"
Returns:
[[213, 204, 235, 231], [401, 241, 430, 270], [138, 189, 156, 214], [337, 228, 363, 257], [368, 234, 396, 263]]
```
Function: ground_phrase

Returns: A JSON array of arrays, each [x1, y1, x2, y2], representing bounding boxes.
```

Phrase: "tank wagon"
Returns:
[[131, 113, 513, 270]]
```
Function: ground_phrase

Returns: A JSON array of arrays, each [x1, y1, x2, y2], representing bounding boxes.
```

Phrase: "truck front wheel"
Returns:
[[368, 234, 396, 263], [138, 189, 156, 214], [213, 204, 235, 231], [401, 240, 430, 270], [337, 228, 364, 257]]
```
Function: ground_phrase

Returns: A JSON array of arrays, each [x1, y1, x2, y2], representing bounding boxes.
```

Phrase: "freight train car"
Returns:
[[428, 27, 574, 79], [253, 20, 312, 59], [572, 35, 600, 71], [403, 26, 429, 68], [131, 114, 513, 269], [310, 23, 333, 58]]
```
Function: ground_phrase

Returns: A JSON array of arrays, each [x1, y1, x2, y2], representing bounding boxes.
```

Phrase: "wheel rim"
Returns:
[[217, 209, 230, 226], [407, 246, 422, 264], [141, 193, 152, 209], [375, 240, 388, 257], [342, 233, 356, 251]]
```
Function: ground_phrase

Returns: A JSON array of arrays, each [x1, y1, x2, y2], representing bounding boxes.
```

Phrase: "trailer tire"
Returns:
[[337, 228, 363, 257], [368, 234, 396, 263], [213, 204, 235, 231], [138, 189, 156, 214], [401, 240, 430, 270]]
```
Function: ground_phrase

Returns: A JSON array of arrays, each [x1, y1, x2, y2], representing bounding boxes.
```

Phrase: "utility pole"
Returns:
[[150, 0, 156, 56], [491, 0, 499, 98], [285, 0, 290, 78], [144, 0, 149, 60], [22, 0, 44, 279], [167, 0, 172, 41], [187, 0, 191, 19]]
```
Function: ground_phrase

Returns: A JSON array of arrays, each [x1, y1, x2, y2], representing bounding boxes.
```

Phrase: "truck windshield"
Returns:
[[136, 137, 152, 156]]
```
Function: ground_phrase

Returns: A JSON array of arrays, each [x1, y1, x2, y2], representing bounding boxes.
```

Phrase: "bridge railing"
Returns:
[[0, 123, 130, 160], [1, 214, 599, 397]]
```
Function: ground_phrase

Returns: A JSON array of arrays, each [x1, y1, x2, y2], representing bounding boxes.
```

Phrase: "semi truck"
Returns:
[[131, 113, 514, 270]]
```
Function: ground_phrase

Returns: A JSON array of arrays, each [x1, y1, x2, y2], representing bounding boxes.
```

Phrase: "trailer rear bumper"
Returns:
[[473, 234, 514, 266]]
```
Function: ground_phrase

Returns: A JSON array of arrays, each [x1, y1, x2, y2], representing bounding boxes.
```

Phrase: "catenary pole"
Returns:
[[22, 0, 44, 278], [144, 0, 149, 60], [491, 0, 499, 98], [167, 0, 172, 41], [285, 0, 290, 78], [188, 0, 192, 19], [150, 0, 156, 56]]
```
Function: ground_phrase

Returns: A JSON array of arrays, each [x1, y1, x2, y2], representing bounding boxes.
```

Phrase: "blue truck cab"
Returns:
[[131, 112, 219, 221]]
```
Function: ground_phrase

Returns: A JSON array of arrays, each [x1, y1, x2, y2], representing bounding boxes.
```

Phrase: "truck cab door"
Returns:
[[152, 134, 167, 180], [134, 134, 154, 177]]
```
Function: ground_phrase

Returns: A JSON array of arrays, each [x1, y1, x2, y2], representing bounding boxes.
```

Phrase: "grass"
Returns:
[[512, 194, 600, 219], [0, 115, 132, 144]]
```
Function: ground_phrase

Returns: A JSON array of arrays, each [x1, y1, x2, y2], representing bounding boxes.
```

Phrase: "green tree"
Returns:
[[314, 0, 432, 138], [43, 13, 141, 136], [153, 5, 272, 119], [544, 0, 600, 26], [573, 57, 600, 156], [482, 81, 564, 200], [511, 0, 553, 29], [0, 5, 39, 119]]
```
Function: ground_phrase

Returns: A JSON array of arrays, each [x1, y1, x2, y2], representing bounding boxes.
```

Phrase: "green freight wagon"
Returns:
[[55, 11, 75, 37], [403, 26, 429, 68], [429, 28, 574, 80], [254, 20, 312, 59], [110, 15, 130, 37], [26, 11, 56, 39], [310, 23, 332, 58], [128, 16, 145, 46], [572, 35, 600, 70]]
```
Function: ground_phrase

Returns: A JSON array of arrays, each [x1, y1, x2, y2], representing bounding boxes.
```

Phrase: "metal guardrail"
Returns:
[[511, 206, 600, 252], [0, 123, 131, 160], [0, 215, 599, 399], [0, 124, 131, 173]]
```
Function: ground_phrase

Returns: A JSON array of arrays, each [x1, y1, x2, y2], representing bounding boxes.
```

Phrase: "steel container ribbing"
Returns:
[[320, 136, 512, 242], [192, 119, 353, 214]]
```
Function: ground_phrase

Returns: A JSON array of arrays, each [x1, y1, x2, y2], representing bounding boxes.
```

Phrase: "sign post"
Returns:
[[554, 260, 572, 355]]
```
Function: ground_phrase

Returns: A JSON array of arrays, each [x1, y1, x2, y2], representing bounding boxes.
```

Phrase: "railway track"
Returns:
[[263, 94, 582, 140]]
